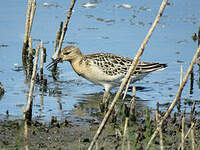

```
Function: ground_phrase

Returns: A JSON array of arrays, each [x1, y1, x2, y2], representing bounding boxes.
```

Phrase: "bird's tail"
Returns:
[[136, 62, 167, 73]]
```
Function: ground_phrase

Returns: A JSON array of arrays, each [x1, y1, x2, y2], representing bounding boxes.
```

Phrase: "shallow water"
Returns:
[[0, 0, 200, 122]]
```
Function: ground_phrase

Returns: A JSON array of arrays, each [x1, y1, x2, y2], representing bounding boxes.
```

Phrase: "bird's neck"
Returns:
[[70, 56, 83, 76]]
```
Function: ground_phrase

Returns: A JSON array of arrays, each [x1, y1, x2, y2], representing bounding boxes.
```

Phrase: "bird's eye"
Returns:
[[63, 52, 70, 55]]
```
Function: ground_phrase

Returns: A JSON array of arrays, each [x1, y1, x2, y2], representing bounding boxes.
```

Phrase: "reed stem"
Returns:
[[54, 0, 76, 59], [24, 45, 40, 121], [29, 0, 36, 35], [22, 0, 32, 60], [178, 122, 195, 150]]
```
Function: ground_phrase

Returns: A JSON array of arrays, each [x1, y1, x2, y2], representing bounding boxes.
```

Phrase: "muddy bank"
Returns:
[[0, 108, 200, 150], [0, 118, 118, 150]]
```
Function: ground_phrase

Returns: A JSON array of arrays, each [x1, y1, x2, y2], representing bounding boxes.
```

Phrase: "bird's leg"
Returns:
[[103, 91, 110, 103], [101, 91, 110, 113], [99, 90, 110, 113]]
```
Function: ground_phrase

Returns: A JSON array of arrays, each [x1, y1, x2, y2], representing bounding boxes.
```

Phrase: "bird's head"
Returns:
[[59, 46, 82, 62], [46, 46, 82, 70]]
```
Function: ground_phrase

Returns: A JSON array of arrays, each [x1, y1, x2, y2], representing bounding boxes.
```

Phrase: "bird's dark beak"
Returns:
[[46, 57, 62, 70]]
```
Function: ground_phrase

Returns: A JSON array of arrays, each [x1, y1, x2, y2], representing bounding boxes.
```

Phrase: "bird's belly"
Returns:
[[80, 70, 123, 89]]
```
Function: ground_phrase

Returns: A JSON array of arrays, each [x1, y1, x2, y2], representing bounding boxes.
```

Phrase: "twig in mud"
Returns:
[[145, 45, 200, 150], [190, 101, 196, 123], [155, 103, 163, 150], [23, 106, 29, 150], [122, 117, 129, 150], [24, 45, 40, 121], [95, 140, 99, 150], [190, 102, 196, 150], [88, 0, 168, 149], [178, 122, 195, 150], [155, 103, 159, 121], [191, 101, 196, 115], [127, 132, 131, 150], [181, 108, 186, 150], [129, 86, 136, 121], [190, 123, 195, 150]]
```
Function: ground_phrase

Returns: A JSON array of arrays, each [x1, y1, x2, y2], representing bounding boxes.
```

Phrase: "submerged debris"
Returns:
[[43, 3, 62, 8], [114, 4, 133, 9], [81, 3, 96, 8], [0, 82, 4, 99]]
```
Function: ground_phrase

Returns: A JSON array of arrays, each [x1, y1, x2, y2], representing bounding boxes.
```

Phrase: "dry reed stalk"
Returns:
[[177, 65, 183, 111], [54, 30, 61, 53], [54, 0, 76, 59], [189, 102, 195, 124], [190, 125, 195, 150], [24, 45, 40, 121], [180, 65, 183, 86], [190, 102, 195, 150], [191, 101, 195, 114], [28, 36, 33, 77], [88, 0, 168, 149], [181, 108, 186, 150], [122, 117, 129, 150], [145, 45, 200, 150], [127, 132, 131, 150], [129, 86, 136, 120], [115, 128, 122, 137], [95, 140, 99, 150], [40, 40, 44, 80], [22, 0, 32, 59], [155, 103, 163, 150], [178, 122, 195, 150], [28, 0, 36, 35], [155, 103, 159, 121], [130, 86, 136, 112], [24, 118, 29, 150], [23, 107, 29, 150], [22, 0, 36, 61], [54, 22, 63, 53], [28, 36, 33, 56], [122, 78, 131, 101], [158, 123, 163, 150], [198, 144, 200, 150]]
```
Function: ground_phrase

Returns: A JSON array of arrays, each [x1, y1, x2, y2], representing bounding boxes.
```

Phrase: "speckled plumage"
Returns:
[[50, 46, 167, 93]]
